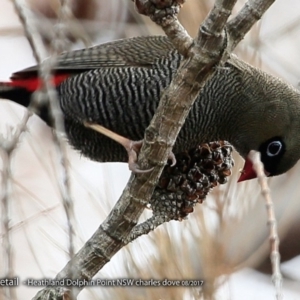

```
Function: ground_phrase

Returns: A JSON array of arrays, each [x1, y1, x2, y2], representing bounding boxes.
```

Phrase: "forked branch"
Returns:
[[28, 0, 277, 299]]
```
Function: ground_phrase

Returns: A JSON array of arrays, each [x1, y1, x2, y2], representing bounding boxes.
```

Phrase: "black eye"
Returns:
[[259, 137, 286, 176], [266, 141, 282, 157]]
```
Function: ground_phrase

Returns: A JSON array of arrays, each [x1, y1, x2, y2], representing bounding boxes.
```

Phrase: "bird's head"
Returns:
[[238, 135, 300, 181], [231, 63, 300, 182]]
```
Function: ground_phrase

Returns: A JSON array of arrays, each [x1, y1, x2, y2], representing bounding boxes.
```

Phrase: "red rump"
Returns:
[[8, 73, 70, 92]]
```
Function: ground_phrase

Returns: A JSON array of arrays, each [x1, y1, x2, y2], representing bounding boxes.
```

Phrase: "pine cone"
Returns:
[[150, 141, 234, 220]]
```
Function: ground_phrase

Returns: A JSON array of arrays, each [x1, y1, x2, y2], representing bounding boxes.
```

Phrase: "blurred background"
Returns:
[[0, 0, 300, 299]]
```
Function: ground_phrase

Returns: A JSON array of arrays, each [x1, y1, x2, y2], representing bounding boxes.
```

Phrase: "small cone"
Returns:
[[150, 141, 234, 220]]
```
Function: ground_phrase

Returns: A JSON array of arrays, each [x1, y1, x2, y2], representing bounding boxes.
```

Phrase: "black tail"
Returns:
[[0, 84, 32, 107], [0, 83, 53, 127]]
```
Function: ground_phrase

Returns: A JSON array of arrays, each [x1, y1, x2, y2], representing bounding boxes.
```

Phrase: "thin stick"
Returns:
[[248, 150, 283, 300], [0, 148, 16, 300], [11, 0, 77, 290], [227, 0, 276, 50]]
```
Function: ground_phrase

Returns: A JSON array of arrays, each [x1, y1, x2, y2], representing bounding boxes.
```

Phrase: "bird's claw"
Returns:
[[126, 140, 154, 174], [168, 151, 177, 167], [83, 122, 176, 174], [126, 140, 176, 173]]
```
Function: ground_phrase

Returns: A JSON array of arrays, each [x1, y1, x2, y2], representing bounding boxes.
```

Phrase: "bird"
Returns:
[[1, 35, 300, 181]]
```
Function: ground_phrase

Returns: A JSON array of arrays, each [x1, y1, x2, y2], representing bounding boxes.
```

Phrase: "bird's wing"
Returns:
[[11, 36, 175, 79]]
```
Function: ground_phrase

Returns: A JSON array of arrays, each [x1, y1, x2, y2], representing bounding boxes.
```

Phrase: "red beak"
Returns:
[[238, 158, 257, 182], [238, 157, 270, 182]]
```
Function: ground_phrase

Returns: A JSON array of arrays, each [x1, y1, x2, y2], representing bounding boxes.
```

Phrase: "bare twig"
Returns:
[[124, 215, 171, 244], [0, 7, 35, 291], [0, 4, 35, 300], [248, 150, 282, 300], [0, 147, 16, 300], [133, 0, 193, 55], [11, 0, 78, 292], [52, 0, 77, 270], [227, 0, 276, 50]]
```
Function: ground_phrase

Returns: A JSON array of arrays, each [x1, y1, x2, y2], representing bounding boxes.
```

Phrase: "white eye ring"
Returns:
[[267, 141, 282, 157]]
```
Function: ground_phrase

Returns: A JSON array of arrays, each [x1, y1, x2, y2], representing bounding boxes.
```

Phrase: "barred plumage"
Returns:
[[1, 36, 300, 178]]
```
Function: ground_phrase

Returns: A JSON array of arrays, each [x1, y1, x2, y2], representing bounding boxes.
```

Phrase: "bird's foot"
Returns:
[[84, 122, 176, 173], [167, 151, 177, 167], [124, 139, 153, 174], [126, 140, 177, 172]]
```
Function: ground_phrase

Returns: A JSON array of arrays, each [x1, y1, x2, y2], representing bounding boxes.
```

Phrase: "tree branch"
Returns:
[[32, 0, 277, 299], [227, 0, 276, 50]]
